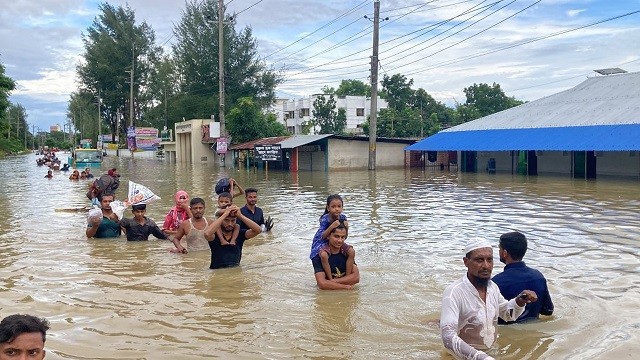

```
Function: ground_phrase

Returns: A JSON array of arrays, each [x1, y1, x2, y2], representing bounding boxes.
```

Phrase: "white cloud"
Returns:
[[567, 9, 587, 17]]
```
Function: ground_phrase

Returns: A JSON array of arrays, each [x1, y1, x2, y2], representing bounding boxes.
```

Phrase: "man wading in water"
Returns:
[[203, 205, 261, 269]]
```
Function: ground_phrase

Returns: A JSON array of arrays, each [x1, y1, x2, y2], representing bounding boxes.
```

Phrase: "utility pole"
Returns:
[[7, 108, 10, 140], [24, 122, 27, 149], [129, 45, 135, 128], [97, 90, 102, 152], [128, 44, 136, 158], [218, 0, 226, 166], [368, 0, 380, 171], [32, 124, 36, 149]]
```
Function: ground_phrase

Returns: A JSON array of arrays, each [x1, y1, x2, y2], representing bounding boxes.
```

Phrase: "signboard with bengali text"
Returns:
[[254, 144, 282, 162]]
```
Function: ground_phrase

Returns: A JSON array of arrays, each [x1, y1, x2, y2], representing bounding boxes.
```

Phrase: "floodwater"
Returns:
[[0, 153, 639, 360]]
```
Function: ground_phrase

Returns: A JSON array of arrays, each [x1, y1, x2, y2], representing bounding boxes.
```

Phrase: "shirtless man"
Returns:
[[170, 198, 211, 253]]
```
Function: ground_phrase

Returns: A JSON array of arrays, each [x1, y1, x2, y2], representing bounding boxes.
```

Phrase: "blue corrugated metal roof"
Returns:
[[405, 124, 640, 151]]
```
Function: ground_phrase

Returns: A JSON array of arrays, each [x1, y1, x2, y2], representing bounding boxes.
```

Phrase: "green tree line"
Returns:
[[68, 0, 287, 147]]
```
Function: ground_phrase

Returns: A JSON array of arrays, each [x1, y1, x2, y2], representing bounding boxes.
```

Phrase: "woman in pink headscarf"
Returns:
[[162, 190, 192, 235]]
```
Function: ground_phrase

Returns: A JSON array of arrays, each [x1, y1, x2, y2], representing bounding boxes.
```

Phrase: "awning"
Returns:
[[405, 124, 640, 151]]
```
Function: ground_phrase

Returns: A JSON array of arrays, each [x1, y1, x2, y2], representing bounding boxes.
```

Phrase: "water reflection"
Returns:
[[0, 153, 639, 359]]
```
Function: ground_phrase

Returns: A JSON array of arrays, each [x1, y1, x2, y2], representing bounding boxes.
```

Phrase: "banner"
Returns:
[[127, 126, 137, 151], [216, 137, 228, 154], [134, 127, 160, 151]]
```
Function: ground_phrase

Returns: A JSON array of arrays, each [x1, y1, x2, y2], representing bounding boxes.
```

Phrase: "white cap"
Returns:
[[464, 239, 492, 255]]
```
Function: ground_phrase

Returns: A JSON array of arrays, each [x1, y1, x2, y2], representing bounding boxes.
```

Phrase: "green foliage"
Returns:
[[171, 0, 281, 123], [463, 83, 524, 119], [380, 74, 415, 111], [311, 95, 345, 134], [321, 79, 371, 97], [68, 91, 101, 145], [335, 79, 371, 97], [75, 2, 161, 140], [226, 97, 287, 143], [0, 63, 16, 118]]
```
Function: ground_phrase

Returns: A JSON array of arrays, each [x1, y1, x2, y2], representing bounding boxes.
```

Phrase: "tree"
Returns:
[[75, 3, 161, 143], [311, 95, 345, 134], [463, 83, 524, 118], [0, 62, 15, 121], [226, 97, 287, 143], [380, 74, 415, 111], [172, 0, 281, 121], [68, 91, 101, 145], [335, 79, 371, 97]]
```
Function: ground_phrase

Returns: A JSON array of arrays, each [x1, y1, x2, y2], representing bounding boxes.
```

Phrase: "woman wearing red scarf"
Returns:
[[162, 190, 192, 236]]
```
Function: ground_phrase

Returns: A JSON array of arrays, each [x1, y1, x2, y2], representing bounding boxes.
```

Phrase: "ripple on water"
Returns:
[[0, 154, 639, 359]]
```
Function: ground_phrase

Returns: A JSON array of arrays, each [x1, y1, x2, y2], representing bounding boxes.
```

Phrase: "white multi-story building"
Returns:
[[269, 94, 388, 134]]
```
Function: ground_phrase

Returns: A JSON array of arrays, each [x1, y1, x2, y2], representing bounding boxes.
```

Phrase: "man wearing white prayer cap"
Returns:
[[439, 239, 538, 360]]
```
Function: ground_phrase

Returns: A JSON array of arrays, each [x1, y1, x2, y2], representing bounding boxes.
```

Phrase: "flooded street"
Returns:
[[1, 153, 639, 359]]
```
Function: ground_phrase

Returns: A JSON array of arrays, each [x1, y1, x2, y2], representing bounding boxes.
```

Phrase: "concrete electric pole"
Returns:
[[368, 0, 380, 171], [218, 0, 226, 166]]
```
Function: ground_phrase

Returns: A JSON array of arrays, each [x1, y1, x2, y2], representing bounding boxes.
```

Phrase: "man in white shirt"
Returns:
[[440, 239, 538, 360]]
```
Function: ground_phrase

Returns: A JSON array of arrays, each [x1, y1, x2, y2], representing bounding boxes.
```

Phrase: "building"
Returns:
[[270, 95, 388, 135], [50, 124, 61, 132], [161, 119, 219, 164], [406, 69, 640, 179], [229, 134, 415, 171]]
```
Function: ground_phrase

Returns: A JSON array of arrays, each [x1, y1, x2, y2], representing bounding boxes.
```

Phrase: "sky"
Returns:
[[1, 0, 639, 132]]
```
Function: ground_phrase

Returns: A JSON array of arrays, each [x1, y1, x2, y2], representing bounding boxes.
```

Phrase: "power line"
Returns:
[[278, 0, 440, 77], [401, 9, 640, 77], [276, 0, 490, 75], [271, 16, 365, 64], [385, 0, 520, 68], [380, 0, 497, 48], [263, 0, 371, 59], [235, 0, 267, 16]]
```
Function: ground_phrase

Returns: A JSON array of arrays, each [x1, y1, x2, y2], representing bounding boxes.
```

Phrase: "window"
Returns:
[[356, 108, 365, 116], [299, 108, 310, 117]]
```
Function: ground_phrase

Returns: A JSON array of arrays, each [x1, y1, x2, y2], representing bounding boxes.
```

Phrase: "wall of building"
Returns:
[[298, 149, 326, 171], [596, 151, 640, 177], [327, 139, 406, 169], [537, 151, 572, 174], [174, 119, 216, 164], [476, 151, 514, 173]]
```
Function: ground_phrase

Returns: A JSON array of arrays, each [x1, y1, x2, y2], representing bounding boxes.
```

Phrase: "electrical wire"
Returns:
[[384, 0, 520, 68], [401, 9, 640, 77], [235, 0, 267, 16], [263, 0, 371, 59]]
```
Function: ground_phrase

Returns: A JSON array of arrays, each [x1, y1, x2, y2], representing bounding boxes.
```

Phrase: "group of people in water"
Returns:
[[17, 162, 559, 358], [39, 149, 97, 180]]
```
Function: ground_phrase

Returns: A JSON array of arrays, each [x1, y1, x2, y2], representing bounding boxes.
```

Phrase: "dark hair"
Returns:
[[190, 197, 205, 207], [329, 224, 347, 234], [132, 204, 146, 211], [98, 193, 114, 202], [322, 194, 343, 217], [245, 188, 258, 196], [0, 314, 50, 344], [499, 231, 528, 261], [218, 192, 232, 200]]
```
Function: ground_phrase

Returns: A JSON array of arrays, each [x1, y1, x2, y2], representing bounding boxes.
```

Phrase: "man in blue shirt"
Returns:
[[492, 231, 554, 323]]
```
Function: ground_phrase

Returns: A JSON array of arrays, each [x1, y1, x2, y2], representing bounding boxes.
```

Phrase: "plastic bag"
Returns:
[[87, 208, 103, 224], [127, 181, 161, 205], [110, 200, 128, 220]]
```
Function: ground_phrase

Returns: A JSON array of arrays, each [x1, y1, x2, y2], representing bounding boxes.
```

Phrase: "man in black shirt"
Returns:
[[239, 187, 273, 231], [204, 205, 262, 269], [120, 204, 169, 241]]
